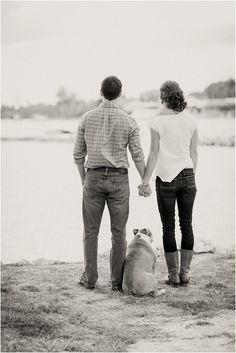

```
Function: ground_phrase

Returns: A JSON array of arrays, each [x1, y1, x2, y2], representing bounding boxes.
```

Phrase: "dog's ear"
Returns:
[[133, 229, 139, 235]]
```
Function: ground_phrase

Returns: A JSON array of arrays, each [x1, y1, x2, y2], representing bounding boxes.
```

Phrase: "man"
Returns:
[[73, 75, 146, 291]]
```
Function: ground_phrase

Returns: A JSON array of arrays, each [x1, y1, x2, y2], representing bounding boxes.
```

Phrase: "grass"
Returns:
[[1, 252, 235, 352]]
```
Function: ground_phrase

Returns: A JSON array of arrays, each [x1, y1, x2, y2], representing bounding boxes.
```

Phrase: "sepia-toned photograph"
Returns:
[[1, 0, 235, 352]]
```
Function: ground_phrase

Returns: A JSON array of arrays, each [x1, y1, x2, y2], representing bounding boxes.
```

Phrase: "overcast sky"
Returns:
[[1, 1, 235, 105]]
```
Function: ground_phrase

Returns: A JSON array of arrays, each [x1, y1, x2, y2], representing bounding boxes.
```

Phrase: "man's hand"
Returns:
[[138, 183, 152, 197], [76, 163, 86, 186]]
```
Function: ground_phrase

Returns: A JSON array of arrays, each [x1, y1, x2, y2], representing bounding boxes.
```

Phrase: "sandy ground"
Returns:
[[127, 312, 235, 352], [1, 252, 235, 352]]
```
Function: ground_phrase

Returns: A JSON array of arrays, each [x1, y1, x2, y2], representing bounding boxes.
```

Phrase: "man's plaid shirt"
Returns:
[[73, 99, 144, 169]]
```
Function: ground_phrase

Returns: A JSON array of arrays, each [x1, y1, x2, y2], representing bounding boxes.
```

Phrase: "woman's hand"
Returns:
[[138, 183, 152, 197]]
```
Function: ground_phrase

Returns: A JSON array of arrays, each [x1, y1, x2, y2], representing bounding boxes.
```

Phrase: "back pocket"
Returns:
[[159, 181, 176, 196]]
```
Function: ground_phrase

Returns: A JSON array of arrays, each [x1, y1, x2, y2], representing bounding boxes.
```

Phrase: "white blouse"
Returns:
[[148, 112, 197, 182]]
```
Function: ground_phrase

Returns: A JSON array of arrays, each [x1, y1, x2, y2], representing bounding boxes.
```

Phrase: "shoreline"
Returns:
[[1, 246, 235, 267]]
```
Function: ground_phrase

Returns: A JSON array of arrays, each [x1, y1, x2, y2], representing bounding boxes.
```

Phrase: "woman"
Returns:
[[140, 80, 198, 287]]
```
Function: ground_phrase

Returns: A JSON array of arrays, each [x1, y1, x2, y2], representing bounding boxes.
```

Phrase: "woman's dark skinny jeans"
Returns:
[[156, 169, 197, 253]]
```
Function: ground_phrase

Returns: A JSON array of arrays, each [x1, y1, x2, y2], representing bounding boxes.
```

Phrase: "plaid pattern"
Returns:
[[73, 99, 144, 168]]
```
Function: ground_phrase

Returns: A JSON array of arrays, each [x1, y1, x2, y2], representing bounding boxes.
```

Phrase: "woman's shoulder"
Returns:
[[148, 115, 163, 131], [182, 111, 197, 126]]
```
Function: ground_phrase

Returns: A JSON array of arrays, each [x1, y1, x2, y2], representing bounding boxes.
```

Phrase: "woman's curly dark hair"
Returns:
[[160, 81, 187, 112]]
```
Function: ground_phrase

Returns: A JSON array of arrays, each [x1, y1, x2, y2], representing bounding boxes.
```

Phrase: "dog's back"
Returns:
[[123, 239, 157, 296]]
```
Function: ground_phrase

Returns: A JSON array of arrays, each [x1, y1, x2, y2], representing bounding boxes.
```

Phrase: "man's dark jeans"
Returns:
[[82, 169, 129, 287], [156, 169, 197, 253]]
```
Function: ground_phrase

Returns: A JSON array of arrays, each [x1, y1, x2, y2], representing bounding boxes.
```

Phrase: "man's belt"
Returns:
[[88, 167, 128, 174]]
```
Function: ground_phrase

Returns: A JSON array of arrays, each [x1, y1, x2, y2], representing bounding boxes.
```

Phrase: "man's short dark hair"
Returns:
[[101, 76, 122, 100]]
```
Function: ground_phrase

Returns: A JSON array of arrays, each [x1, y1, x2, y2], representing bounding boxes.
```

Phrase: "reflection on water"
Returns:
[[1, 121, 235, 263]]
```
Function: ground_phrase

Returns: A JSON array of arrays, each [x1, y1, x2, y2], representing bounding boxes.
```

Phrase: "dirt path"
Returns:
[[1, 252, 235, 352], [127, 311, 235, 352]]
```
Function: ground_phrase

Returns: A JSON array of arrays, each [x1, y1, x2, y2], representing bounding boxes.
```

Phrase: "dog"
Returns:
[[122, 228, 158, 296]]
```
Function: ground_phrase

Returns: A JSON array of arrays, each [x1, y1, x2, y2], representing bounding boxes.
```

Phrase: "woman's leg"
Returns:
[[177, 178, 197, 285], [156, 178, 180, 285], [156, 178, 177, 252], [177, 182, 196, 250]]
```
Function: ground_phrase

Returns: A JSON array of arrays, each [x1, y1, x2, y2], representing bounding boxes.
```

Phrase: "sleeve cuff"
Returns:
[[132, 153, 145, 163], [74, 157, 85, 165]]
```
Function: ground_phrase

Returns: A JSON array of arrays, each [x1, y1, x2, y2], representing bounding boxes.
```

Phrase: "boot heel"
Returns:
[[170, 282, 180, 288], [164, 251, 180, 287], [165, 276, 180, 287], [180, 249, 193, 286], [180, 281, 188, 287]]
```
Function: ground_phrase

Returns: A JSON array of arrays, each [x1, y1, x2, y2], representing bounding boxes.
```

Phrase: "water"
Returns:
[[1, 115, 235, 146], [1, 119, 235, 263]]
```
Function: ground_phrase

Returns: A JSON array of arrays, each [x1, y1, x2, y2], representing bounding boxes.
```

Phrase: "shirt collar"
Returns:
[[99, 97, 119, 108]]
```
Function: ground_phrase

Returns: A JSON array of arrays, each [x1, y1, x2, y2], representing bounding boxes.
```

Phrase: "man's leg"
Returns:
[[82, 173, 105, 286], [106, 175, 130, 289]]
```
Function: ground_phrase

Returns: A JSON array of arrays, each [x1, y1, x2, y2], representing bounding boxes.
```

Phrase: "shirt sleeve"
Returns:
[[73, 116, 87, 165], [128, 121, 145, 163]]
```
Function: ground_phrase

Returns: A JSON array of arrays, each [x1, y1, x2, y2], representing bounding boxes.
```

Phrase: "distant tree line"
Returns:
[[139, 90, 159, 102], [139, 79, 235, 102], [1, 79, 235, 119], [1, 87, 99, 119], [190, 79, 235, 99]]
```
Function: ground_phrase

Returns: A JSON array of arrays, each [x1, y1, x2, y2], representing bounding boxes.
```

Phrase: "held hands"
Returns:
[[138, 182, 152, 197]]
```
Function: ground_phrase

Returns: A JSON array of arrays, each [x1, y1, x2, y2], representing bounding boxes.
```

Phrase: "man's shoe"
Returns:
[[79, 273, 95, 290], [111, 285, 123, 293]]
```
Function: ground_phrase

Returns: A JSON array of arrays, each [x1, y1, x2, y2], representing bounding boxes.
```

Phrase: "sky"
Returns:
[[1, 0, 235, 106]]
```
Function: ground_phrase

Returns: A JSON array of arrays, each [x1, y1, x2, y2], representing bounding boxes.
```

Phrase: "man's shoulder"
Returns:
[[81, 106, 139, 129], [82, 107, 99, 118], [118, 108, 138, 126]]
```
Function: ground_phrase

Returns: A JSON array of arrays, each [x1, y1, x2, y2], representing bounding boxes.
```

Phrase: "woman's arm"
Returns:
[[143, 128, 160, 185], [190, 129, 198, 173]]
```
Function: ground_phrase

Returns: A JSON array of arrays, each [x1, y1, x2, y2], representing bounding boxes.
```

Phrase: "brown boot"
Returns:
[[180, 249, 193, 286], [164, 251, 180, 287]]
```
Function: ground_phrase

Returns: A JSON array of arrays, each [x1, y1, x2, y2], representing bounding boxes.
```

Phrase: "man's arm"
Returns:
[[73, 118, 87, 185], [128, 126, 145, 179], [134, 160, 146, 179], [75, 162, 86, 185]]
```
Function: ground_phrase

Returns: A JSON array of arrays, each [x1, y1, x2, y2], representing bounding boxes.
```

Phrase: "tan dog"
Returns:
[[122, 228, 158, 296]]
